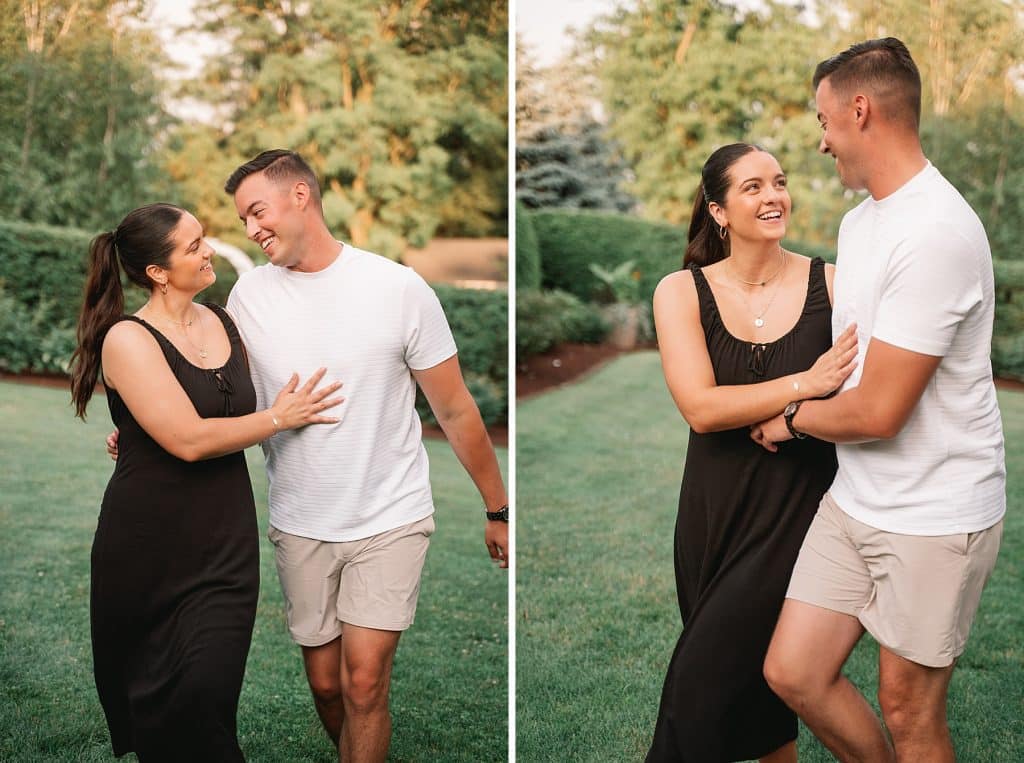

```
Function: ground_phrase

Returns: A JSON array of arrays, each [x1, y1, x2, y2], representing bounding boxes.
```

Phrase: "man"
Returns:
[[113, 149, 508, 762], [750, 38, 1004, 762]]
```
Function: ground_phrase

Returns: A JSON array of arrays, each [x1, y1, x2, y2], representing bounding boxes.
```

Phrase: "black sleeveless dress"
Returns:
[[647, 258, 838, 762], [90, 304, 260, 762]]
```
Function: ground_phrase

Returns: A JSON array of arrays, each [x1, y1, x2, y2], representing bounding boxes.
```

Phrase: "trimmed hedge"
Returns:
[[529, 208, 837, 306], [515, 201, 542, 290], [0, 220, 94, 327], [526, 208, 1024, 379], [516, 289, 609, 362], [0, 218, 238, 331], [0, 218, 508, 424], [416, 285, 508, 427], [993, 260, 1024, 381], [531, 210, 686, 306]]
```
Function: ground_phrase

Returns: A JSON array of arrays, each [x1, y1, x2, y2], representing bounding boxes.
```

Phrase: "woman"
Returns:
[[646, 144, 858, 762], [69, 203, 342, 761]]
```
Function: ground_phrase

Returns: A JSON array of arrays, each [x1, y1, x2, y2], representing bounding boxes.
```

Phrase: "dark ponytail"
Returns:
[[69, 203, 185, 418], [683, 142, 764, 268]]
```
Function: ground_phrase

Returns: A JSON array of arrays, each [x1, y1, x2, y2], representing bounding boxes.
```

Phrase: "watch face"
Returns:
[[784, 402, 798, 417]]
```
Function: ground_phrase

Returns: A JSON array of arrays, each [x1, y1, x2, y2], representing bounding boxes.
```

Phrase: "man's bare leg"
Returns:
[[878, 648, 955, 763], [339, 623, 401, 763], [301, 636, 345, 745], [764, 600, 895, 762]]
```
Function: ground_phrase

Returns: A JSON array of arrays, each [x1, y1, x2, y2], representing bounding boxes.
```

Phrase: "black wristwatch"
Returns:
[[783, 401, 807, 440], [486, 505, 509, 522]]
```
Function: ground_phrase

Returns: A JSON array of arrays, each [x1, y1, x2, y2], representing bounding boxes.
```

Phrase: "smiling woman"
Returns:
[[643, 143, 858, 762], [67, 202, 342, 762]]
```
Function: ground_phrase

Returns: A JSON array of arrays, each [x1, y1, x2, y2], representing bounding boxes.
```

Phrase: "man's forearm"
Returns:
[[436, 405, 507, 511], [794, 387, 893, 443]]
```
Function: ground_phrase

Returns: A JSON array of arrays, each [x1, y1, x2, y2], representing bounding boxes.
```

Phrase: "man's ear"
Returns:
[[852, 94, 870, 129], [292, 181, 311, 210]]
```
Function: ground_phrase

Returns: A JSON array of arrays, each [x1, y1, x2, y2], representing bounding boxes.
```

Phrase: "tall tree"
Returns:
[[583, 0, 843, 243], [583, 0, 1024, 254], [0, 0, 174, 229], [516, 43, 635, 212], [175, 0, 507, 259]]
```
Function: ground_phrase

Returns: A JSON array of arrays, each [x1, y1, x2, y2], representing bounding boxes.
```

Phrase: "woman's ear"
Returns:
[[708, 202, 727, 229]]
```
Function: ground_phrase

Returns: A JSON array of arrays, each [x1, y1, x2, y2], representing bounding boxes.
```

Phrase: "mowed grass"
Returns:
[[0, 381, 507, 762], [516, 351, 1024, 762]]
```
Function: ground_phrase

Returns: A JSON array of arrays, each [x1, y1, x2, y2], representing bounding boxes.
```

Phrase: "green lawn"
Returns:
[[516, 351, 1024, 762], [0, 381, 507, 762]]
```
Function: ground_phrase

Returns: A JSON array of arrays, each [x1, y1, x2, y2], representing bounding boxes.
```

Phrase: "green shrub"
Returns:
[[516, 289, 609, 361], [516, 203, 542, 291], [531, 210, 685, 306], [993, 260, 1024, 380], [531, 208, 836, 306], [0, 219, 94, 327], [0, 286, 76, 374], [429, 285, 508, 425]]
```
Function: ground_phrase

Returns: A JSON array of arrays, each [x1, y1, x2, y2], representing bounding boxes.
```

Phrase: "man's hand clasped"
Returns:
[[750, 323, 859, 451]]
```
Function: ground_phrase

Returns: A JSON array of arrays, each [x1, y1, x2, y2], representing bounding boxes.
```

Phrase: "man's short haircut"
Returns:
[[813, 37, 921, 130], [224, 149, 323, 208]]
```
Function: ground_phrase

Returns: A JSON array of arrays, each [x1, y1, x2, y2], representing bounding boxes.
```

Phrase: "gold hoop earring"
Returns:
[[719, 225, 728, 240]]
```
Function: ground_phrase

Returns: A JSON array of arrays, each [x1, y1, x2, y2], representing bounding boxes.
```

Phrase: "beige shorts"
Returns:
[[267, 515, 435, 646], [786, 493, 1002, 668]]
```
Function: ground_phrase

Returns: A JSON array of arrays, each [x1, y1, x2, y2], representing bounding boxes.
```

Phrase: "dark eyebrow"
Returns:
[[187, 226, 205, 250], [238, 201, 264, 222]]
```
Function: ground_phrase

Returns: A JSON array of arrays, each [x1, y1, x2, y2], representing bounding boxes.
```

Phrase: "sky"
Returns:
[[516, 0, 622, 68], [149, 0, 222, 122]]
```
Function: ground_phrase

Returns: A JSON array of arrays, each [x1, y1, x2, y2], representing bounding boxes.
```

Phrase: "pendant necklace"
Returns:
[[143, 305, 209, 361], [727, 247, 787, 288], [733, 251, 787, 329]]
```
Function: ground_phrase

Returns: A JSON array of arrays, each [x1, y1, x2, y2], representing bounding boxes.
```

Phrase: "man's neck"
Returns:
[[865, 139, 928, 201], [289, 229, 344, 273]]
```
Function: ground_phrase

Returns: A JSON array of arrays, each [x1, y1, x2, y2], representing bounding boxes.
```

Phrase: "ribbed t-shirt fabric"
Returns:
[[227, 245, 457, 541], [829, 163, 1005, 535]]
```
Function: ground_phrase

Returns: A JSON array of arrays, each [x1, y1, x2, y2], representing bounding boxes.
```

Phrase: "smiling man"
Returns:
[[751, 38, 1005, 762], [223, 149, 508, 763]]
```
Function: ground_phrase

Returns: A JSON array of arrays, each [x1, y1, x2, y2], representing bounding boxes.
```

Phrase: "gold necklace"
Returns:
[[734, 253, 787, 329], [727, 248, 786, 287], [142, 305, 209, 360]]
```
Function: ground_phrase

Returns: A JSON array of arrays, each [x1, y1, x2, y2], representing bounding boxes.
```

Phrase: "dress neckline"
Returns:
[[129, 303, 237, 372], [693, 257, 823, 347]]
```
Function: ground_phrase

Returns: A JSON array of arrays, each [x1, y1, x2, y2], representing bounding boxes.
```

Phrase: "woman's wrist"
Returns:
[[268, 409, 281, 433]]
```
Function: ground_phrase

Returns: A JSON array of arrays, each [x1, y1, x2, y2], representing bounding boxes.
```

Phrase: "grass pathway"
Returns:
[[0, 381, 507, 762], [517, 351, 1023, 762]]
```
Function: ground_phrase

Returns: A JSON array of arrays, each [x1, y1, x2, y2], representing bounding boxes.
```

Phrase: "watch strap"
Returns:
[[486, 505, 509, 522]]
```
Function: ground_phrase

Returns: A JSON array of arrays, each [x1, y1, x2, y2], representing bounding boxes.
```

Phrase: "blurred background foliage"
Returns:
[[0, 0, 509, 423], [516, 0, 1024, 377]]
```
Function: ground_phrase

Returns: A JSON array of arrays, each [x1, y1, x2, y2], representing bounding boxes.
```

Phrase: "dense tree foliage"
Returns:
[[515, 43, 634, 213], [559, 0, 1024, 254], [0, 0, 175, 230], [169, 0, 508, 258]]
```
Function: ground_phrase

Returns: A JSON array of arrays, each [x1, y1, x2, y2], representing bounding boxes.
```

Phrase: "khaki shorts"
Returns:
[[267, 515, 435, 646], [786, 493, 1002, 668]]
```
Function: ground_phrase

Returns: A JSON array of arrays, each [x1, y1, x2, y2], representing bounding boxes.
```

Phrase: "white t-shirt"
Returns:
[[226, 245, 457, 541], [829, 162, 1005, 535]]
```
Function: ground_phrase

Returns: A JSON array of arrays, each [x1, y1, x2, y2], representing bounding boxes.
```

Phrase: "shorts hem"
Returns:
[[337, 612, 415, 632], [290, 629, 344, 648], [858, 619, 959, 669], [784, 592, 862, 620]]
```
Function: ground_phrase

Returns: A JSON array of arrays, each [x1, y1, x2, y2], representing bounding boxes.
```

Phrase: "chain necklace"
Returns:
[[727, 247, 786, 287], [732, 252, 788, 329], [141, 304, 209, 361]]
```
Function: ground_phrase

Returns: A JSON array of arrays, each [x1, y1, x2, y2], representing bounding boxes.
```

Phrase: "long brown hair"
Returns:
[[684, 143, 765, 268], [69, 203, 185, 418]]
